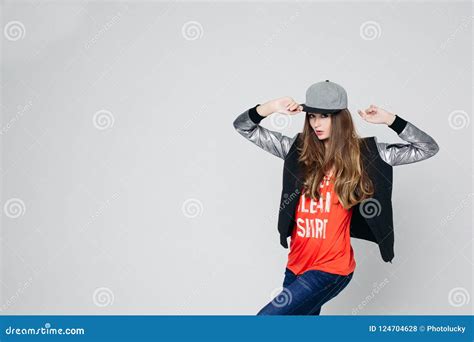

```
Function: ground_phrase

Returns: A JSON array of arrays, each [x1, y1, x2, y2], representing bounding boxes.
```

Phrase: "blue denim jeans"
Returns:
[[256, 267, 354, 315]]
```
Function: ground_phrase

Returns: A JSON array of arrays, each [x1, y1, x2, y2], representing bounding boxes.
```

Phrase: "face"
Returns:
[[308, 113, 331, 140]]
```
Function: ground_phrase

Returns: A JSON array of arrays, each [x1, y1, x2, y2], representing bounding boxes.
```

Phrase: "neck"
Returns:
[[323, 138, 330, 149], [323, 139, 330, 158]]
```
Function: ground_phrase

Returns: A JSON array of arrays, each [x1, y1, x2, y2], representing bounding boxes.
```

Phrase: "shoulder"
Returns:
[[358, 136, 376, 148], [358, 136, 383, 157], [291, 133, 301, 146]]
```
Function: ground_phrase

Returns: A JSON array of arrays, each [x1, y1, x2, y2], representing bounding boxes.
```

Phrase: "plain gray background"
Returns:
[[1, 0, 472, 315]]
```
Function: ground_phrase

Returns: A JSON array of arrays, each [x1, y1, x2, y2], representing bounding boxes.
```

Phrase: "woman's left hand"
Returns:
[[357, 105, 396, 125]]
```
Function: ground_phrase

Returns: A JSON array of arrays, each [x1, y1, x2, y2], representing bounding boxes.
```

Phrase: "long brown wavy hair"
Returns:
[[297, 109, 374, 210]]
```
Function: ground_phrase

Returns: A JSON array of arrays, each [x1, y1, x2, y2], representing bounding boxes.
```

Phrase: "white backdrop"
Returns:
[[1, 1, 472, 315]]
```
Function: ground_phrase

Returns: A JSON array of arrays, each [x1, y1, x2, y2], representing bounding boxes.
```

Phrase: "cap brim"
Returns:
[[301, 104, 343, 114]]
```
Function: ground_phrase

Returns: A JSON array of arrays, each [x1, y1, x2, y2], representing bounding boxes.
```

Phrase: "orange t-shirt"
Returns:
[[286, 174, 356, 276]]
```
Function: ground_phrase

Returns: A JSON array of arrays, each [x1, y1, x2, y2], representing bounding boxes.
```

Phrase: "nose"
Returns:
[[313, 118, 322, 129]]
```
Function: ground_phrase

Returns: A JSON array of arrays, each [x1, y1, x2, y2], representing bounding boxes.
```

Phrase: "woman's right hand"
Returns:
[[272, 97, 304, 115], [273, 96, 303, 115], [257, 97, 304, 117]]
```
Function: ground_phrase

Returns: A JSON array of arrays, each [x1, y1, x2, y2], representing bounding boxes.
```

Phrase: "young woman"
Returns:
[[232, 81, 439, 315]]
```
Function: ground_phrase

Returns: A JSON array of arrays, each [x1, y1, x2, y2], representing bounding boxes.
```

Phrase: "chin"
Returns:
[[313, 130, 329, 140]]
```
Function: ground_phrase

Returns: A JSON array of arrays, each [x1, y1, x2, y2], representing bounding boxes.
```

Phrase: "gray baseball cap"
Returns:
[[301, 80, 348, 114]]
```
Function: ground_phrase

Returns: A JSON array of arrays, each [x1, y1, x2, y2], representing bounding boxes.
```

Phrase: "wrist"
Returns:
[[256, 102, 275, 117], [385, 113, 396, 126], [248, 104, 266, 124], [387, 114, 408, 134]]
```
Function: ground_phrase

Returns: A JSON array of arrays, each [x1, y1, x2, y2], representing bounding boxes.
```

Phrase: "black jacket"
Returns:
[[233, 104, 439, 263]]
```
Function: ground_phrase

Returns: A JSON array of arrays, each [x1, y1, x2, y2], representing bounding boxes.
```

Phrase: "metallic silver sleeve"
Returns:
[[233, 109, 297, 160], [375, 121, 440, 166]]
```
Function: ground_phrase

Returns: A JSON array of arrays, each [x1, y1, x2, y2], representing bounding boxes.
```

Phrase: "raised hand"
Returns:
[[272, 97, 303, 115], [357, 104, 396, 125]]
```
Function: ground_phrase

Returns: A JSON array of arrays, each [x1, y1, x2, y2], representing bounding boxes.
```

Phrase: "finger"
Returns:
[[360, 109, 370, 120]]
